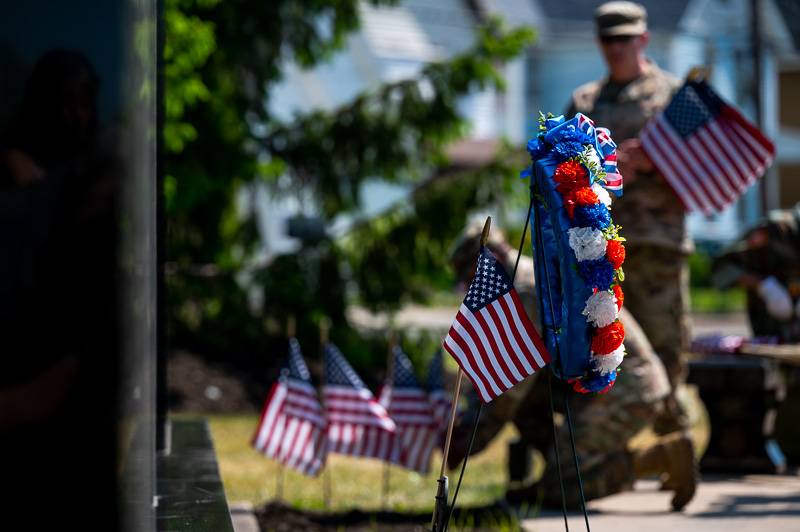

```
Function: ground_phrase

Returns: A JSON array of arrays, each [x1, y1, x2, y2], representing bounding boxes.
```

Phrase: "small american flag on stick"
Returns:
[[379, 346, 439, 473], [443, 246, 550, 403], [324, 343, 397, 460], [252, 338, 326, 476], [640, 79, 775, 214], [426, 349, 452, 435]]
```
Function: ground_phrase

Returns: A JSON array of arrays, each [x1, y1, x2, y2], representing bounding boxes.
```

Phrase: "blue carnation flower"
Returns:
[[578, 258, 615, 290], [526, 136, 547, 161], [551, 140, 585, 161], [548, 126, 594, 161], [577, 370, 617, 393], [545, 122, 593, 145], [574, 203, 611, 230], [561, 128, 593, 146]]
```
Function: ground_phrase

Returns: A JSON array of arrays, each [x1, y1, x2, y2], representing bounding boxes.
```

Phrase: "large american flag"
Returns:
[[251, 338, 326, 476], [324, 343, 397, 460], [640, 79, 775, 215], [443, 247, 550, 403], [378, 346, 438, 473]]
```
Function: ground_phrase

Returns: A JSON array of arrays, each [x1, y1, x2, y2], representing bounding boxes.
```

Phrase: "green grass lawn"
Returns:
[[205, 413, 518, 512], [199, 398, 707, 532], [203, 395, 708, 512]]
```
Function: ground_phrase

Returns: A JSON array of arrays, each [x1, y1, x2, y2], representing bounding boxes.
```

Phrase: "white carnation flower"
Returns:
[[582, 290, 619, 328], [591, 182, 612, 208], [591, 344, 625, 375], [568, 227, 607, 262]]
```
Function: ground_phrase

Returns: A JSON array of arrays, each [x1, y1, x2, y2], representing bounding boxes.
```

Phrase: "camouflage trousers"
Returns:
[[621, 245, 691, 388], [512, 369, 662, 508], [535, 388, 660, 508]]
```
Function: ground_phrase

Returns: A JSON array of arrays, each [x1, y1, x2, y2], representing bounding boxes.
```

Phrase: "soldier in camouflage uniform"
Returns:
[[712, 203, 800, 342], [447, 221, 697, 511], [566, 1, 691, 432]]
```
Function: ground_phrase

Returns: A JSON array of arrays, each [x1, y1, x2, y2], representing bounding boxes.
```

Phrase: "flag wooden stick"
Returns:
[[382, 327, 397, 509], [438, 370, 463, 478], [319, 317, 332, 509], [431, 216, 491, 531]]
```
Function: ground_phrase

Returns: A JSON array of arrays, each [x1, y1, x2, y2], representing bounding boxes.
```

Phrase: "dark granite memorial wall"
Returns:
[[0, 1, 158, 530]]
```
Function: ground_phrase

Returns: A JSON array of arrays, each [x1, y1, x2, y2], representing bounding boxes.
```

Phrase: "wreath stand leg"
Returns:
[[531, 182, 592, 532]]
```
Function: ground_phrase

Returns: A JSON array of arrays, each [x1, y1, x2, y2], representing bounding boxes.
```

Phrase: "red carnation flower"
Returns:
[[606, 240, 626, 270], [574, 187, 599, 206], [612, 284, 624, 310], [591, 321, 625, 354], [554, 161, 587, 195], [557, 182, 582, 198]]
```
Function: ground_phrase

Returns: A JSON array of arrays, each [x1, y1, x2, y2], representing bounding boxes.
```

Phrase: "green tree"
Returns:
[[164, 0, 534, 371]]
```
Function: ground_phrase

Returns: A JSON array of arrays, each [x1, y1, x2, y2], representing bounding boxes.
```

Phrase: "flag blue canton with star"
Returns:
[[663, 82, 722, 138], [325, 344, 366, 388], [392, 346, 421, 389], [426, 349, 444, 391], [286, 338, 312, 381], [465, 247, 512, 312]]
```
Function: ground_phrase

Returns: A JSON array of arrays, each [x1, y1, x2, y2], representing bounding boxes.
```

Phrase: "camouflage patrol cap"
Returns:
[[595, 1, 647, 36]]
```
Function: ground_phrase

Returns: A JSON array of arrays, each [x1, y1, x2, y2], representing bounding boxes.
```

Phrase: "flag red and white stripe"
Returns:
[[324, 343, 397, 461], [380, 387, 438, 473], [640, 80, 775, 215], [426, 349, 453, 434], [596, 127, 616, 155], [577, 113, 595, 136], [378, 347, 439, 473], [252, 339, 326, 476], [443, 247, 550, 403], [603, 152, 623, 192]]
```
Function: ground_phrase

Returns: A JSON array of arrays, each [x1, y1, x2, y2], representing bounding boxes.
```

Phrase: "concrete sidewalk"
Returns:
[[523, 475, 800, 532]]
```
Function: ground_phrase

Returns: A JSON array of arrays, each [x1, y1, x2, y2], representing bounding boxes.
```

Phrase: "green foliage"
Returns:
[[268, 19, 535, 217], [342, 143, 529, 312], [165, 0, 400, 264], [164, 0, 536, 364], [688, 249, 713, 287], [163, 4, 216, 153], [577, 144, 606, 183]]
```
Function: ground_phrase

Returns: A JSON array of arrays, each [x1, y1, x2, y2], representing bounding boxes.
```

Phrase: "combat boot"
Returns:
[[632, 432, 697, 511]]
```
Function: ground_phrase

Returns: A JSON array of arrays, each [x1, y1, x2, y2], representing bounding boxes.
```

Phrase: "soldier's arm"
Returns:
[[711, 236, 761, 289]]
